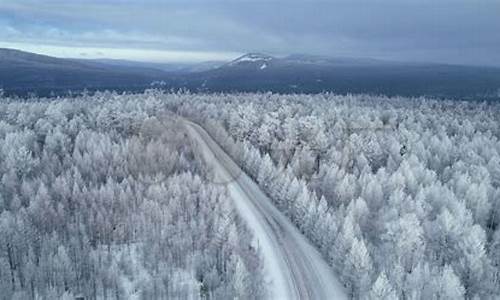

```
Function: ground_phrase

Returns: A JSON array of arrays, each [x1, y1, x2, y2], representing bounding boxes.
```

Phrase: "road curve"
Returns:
[[184, 120, 347, 300]]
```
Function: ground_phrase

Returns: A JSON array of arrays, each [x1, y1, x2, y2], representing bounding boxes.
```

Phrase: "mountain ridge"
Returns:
[[1, 48, 500, 99]]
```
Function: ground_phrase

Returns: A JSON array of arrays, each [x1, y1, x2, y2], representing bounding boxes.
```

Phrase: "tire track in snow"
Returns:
[[184, 120, 347, 300]]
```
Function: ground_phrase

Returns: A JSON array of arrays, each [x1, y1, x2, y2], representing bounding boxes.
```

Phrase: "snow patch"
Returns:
[[228, 53, 274, 66]]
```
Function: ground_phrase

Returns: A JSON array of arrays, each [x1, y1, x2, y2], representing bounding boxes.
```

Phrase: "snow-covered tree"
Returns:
[[368, 272, 398, 300]]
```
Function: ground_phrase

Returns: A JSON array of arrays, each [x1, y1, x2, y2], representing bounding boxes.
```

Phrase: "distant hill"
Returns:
[[0, 48, 172, 95], [182, 53, 500, 99], [1, 49, 499, 99], [72, 58, 224, 73]]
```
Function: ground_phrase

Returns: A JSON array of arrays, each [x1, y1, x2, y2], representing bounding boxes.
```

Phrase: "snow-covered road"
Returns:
[[184, 120, 347, 300]]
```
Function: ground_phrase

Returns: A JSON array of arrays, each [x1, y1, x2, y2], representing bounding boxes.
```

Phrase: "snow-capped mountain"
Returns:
[[184, 52, 500, 98], [226, 53, 274, 70]]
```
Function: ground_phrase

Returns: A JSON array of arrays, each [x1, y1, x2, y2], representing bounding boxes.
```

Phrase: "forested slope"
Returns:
[[168, 92, 500, 299], [0, 92, 264, 299], [2, 90, 499, 299]]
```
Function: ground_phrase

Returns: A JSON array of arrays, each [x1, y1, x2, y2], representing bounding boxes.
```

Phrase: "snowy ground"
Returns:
[[184, 120, 347, 300]]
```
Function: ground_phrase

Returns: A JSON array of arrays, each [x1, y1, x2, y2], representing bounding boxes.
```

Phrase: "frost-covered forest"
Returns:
[[1, 90, 500, 299], [169, 92, 500, 299], [0, 92, 264, 299]]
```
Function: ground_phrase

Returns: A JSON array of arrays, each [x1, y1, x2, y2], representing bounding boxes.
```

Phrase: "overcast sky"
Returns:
[[0, 0, 499, 65]]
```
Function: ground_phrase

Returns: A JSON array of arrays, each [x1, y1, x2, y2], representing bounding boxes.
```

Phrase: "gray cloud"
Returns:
[[1, 0, 499, 65]]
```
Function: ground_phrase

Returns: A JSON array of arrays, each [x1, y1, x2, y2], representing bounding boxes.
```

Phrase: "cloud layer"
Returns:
[[1, 0, 499, 65]]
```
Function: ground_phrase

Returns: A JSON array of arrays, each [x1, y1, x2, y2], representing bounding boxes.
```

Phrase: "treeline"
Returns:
[[0, 91, 264, 299], [167, 92, 500, 299]]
